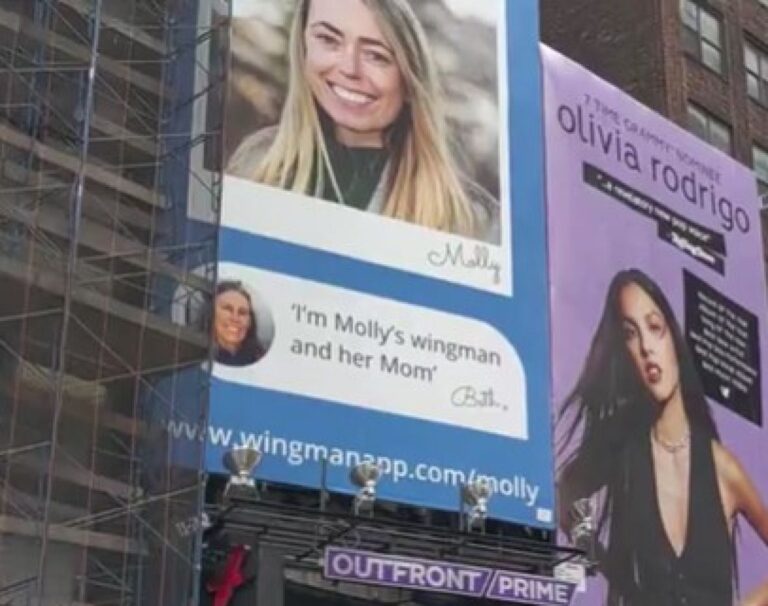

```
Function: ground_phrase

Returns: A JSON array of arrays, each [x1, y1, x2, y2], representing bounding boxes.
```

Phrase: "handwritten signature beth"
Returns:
[[451, 385, 507, 411], [427, 243, 501, 284]]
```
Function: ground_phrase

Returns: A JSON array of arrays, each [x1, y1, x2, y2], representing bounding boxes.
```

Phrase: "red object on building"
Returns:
[[206, 544, 250, 606]]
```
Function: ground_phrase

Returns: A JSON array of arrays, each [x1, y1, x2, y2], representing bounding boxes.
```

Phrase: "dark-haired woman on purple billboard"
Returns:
[[558, 269, 768, 605]]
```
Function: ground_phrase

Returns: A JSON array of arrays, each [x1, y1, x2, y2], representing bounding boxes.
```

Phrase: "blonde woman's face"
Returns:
[[619, 283, 681, 407], [304, 0, 406, 148], [215, 290, 251, 353]]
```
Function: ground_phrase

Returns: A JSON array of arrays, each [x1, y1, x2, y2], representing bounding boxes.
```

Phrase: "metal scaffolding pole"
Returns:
[[35, 1, 102, 598]]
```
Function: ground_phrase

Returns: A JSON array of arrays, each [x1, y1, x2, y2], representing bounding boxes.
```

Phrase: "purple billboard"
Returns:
[[543, 46, 768, 605]]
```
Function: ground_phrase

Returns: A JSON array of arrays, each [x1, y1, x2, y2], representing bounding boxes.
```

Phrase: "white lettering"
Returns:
[[459, 569, 484, 592], [514, 577, 530, 597], [333, 553, 354, 576], [391, 562, 409, 583], [498, 575, 514, 593], [426, 565, 447, 587], [534, 579, 555, 600], [555, 583, 571, 603], [410, 563, 426, 586]]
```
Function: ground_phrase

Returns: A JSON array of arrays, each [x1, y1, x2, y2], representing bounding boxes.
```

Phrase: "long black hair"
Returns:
[[556, 269, 720, 592], [213, 280, 262, 365]]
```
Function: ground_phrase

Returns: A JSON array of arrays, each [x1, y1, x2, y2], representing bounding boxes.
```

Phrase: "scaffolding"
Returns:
[[0, 0, 223, 604]]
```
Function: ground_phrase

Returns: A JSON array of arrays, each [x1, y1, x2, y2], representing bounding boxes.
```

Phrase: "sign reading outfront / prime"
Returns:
[[543, 47, 768, 603], [323, 548, 576, 606], [205, 0, 554, 526]]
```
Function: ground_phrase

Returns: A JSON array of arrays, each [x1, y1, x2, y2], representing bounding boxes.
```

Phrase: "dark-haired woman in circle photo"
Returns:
[[228, 0, 499, 243], [558, 269, 768, 606], [213, 281, 265, 367]]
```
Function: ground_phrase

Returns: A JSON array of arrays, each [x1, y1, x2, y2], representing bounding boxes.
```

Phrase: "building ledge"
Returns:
[[0, 6, 166, 98], [0, 191, 210, 294], [8, 361, 148, 438], [0, 122, 165, 208], [13, 450, 138, 501], [0, 515, 145, 554], [90, 113, 159, 157], [1, 159, 155, 233], [0, 255, 209, 362], [58, 0, 167, 56]]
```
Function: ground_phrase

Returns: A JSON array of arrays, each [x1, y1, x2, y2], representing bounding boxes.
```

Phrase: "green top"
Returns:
[[227, 124, 502, 245], [320, 136, 389, 211]]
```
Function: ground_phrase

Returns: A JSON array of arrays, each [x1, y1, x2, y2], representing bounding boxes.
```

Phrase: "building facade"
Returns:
[[0, 0, 220, 604], [541, 0, 768, 270]]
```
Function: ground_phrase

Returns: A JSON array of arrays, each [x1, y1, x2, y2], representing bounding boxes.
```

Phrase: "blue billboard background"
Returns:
[[205, 0, 554, 527]]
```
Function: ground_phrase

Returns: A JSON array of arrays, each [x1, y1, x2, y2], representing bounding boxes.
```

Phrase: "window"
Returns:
[[686, 103, 732, 154], [753, 144, 768, 201], [745, 40, 768, 105], [680, 0, 724, 74]]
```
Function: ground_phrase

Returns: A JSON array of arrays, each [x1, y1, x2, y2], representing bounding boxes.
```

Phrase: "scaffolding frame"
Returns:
[[0, 0, 223, 603]]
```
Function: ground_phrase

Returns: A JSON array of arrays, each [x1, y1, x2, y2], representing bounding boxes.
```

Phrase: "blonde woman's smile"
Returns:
[[329, 82, 376, 106]]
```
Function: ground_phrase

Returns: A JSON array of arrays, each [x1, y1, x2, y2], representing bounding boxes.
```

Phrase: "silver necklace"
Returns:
[[653, 429, 690, 454]]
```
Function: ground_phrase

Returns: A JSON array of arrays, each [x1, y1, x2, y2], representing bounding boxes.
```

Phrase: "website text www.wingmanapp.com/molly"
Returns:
[[166, 421, 542, 507]]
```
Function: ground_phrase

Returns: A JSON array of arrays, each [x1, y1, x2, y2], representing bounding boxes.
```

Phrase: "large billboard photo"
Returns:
[[204, 0, 554, 527], [223, 0, 511, 294], [543, 47, 768, 603]]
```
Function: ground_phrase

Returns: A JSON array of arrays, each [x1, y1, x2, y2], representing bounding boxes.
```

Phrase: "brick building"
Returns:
[[541, 0, 768, 264]]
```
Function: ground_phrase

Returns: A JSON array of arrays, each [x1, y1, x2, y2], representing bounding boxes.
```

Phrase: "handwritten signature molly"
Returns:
[[451, 385, 507, 410], [427, 243, 501, 284]]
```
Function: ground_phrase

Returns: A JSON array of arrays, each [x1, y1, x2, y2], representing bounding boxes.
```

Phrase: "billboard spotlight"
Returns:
[[569, 497, 596, 566], [350, 462, 381, 516], [461, 479, 493, 531], [223, 445, 262, 496]]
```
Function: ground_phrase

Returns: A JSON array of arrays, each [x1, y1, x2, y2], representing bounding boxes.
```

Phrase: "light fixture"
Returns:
[[569, 497, 596, 566], [223, 445, 262, 497], [349, 461, 381, 516], [461, 479, 492, 531]]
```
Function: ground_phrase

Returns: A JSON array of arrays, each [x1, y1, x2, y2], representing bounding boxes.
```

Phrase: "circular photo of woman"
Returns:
[[212, 280, 275, 367]]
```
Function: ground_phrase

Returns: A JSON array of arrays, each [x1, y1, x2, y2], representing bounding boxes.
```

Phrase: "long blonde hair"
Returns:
[[253, 0, 475, 236]]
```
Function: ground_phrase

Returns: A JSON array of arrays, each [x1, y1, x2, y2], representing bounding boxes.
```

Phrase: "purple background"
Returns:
[[323, 547, 575, 605], [323, 547, 493, 596], [543, 46, 768, 603], [486, 570, 575, 605]]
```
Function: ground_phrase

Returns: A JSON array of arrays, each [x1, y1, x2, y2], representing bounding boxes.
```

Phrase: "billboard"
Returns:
[[205, 0, 554, 526], [543, 46, 768, 604]]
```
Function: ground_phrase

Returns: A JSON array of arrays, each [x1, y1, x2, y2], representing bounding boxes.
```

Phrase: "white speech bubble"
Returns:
[[213, 264, 528, 439]]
